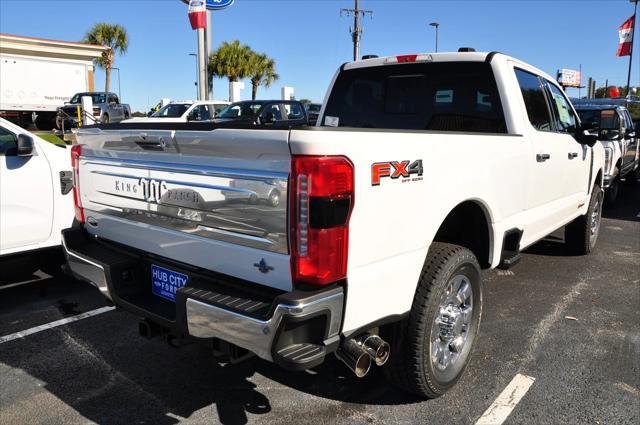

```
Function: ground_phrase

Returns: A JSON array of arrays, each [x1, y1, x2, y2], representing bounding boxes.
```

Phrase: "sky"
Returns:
[[1, 0, 638, 112]]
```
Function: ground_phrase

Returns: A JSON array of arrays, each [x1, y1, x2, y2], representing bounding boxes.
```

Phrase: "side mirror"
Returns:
[[187, 112, 200, 122], [624, 129, 636, 140], [598, 129, 619, 140], [17, 134, 35, 156]]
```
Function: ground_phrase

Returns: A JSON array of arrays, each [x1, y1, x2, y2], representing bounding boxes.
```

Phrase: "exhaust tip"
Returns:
[[336, 339, 373, 378], [352, 352, 372, 378], [363, 335, 390, 366]]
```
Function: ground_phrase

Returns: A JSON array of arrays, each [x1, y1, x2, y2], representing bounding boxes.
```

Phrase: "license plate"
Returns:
[[151, 264, 188, 302]]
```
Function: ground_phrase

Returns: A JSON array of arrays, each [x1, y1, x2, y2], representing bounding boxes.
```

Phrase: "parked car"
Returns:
[[215, 100, 308, 128], [0, 118, 73, 257], [222, 178, 286, 207], [63, 51, 603, 399], [56, 92, 131, 129], [124, 100, 230, 123], [304, 103, 322, 125], [573, 102, 639, 202]]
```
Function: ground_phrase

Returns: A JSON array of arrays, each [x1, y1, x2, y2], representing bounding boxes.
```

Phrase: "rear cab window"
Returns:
[[322, 61, 507, 133]]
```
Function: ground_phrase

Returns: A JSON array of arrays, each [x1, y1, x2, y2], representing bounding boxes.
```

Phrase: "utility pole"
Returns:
[[341, 0, 373, 61], [625, 0, 638, 98]]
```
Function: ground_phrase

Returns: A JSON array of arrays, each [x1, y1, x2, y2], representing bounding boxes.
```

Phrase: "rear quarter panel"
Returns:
[[289, 128, 529, 332]]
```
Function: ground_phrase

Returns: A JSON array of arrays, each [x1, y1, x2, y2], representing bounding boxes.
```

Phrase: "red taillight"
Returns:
[[396, 54, 418, 63], [290, 155, 354, 286], [70, 144, 85, 223]]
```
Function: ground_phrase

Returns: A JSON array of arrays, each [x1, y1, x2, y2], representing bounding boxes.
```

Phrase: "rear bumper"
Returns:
[[62, 227, 344, 370]]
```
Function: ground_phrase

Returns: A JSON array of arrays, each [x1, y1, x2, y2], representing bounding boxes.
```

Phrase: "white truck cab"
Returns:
[[63, 51, 603, 399], [0, 118, 74, 256], [124, 100, 230, 123]]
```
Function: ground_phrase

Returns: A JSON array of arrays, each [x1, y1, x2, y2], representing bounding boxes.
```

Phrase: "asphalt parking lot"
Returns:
[[1, 184, 638, 425]]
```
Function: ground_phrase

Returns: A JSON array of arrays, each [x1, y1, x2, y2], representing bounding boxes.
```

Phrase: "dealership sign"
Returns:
[[181, 0, 234, 10], [557, 69, 581, 88]]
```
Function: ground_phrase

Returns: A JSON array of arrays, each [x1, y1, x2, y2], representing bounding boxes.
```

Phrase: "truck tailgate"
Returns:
[[75, 127, 292, 291]]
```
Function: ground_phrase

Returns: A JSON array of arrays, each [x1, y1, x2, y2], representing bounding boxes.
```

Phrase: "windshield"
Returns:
[[577, 109, 618, 129], [218, 102, 263, 119], [152, 103, 191, 118], [70, 93, 107, 104], [323, 62, 507, 133]]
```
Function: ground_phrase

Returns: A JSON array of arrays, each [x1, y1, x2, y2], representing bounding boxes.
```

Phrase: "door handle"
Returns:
[[536, 153, 550, 162], [568, 152, 578, 159]]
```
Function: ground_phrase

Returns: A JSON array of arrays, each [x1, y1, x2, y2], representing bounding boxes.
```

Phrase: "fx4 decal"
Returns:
[[371, 160, 423, 186]]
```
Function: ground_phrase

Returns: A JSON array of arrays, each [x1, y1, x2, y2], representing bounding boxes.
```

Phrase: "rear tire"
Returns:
[[565, 184, 603, 255], [384, 242, 482, 398]]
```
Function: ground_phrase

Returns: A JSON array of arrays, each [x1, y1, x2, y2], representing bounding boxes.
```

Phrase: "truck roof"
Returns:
[[343, 51, 555, 85]]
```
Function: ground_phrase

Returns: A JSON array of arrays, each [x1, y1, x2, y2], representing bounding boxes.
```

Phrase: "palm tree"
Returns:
[[208, 40, 252, 101], [83, 23, 129, 93], [248, 53, 279, 101]]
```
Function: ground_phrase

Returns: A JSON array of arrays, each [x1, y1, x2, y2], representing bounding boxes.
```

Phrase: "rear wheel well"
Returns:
[[433, 201, 491, 269]]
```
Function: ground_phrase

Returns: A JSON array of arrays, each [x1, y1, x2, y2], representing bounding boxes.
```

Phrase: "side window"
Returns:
[[263, 104, 284, 121], [190, 105, 211, 121], [0, 127, 18, 156], [545, 82, 577, 133], [618, 111, 627, 132], [285, 103, 304, 120], [514, 69, 553, 131], [108, 95, 118, 105]]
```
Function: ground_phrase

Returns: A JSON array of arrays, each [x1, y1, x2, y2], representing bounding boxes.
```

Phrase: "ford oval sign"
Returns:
[[182, 0, 234, 10], [206, 0, 234, 10]]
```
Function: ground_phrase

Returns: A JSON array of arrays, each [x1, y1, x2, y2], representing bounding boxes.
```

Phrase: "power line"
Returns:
[[340, 0, 373, 61]]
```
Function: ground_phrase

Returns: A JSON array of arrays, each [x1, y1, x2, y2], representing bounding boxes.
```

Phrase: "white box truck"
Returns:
[[0, 34, 106, 130]]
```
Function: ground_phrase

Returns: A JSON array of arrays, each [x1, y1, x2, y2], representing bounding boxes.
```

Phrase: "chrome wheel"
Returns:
[[590, 191, 602, 238], [430, 274, 473, 371]]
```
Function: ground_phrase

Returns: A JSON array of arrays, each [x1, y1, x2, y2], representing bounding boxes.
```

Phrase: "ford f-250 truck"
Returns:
[[62, 51, 603, 398]]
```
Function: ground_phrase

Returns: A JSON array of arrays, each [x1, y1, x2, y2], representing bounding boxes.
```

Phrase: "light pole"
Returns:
[[429, 22, 440, 53], [111, 67, 121, 99], [189, 53, 198, 99]]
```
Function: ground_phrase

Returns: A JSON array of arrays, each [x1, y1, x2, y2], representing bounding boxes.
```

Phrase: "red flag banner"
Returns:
[[188, 0, 207, 30], [617, 14, 635, 57]]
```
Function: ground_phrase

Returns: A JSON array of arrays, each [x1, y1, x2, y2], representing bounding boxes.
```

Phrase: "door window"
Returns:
[[262, 104, 284, 121], [285, 103, 304, 120], [108, 95, 119, 105], [514, 69, 553, 132], [0, 127, 18, 155], [545, 82, 577, 133], [189, 105, 212, 121]]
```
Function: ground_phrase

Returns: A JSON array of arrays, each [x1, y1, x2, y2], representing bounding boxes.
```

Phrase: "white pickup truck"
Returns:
[[0, 118, 74, 257], [62, 51, 603, 398]]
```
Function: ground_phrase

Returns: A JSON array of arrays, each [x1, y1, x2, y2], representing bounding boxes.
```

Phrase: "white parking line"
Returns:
[[475, 374, 536, 425], [0, 306, 115, 344]]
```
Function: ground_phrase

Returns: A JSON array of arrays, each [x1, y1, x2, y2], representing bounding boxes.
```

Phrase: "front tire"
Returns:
[[605, 171, 619, 204], [384, 242, 482, 398], [565, 184, 603, 255]]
